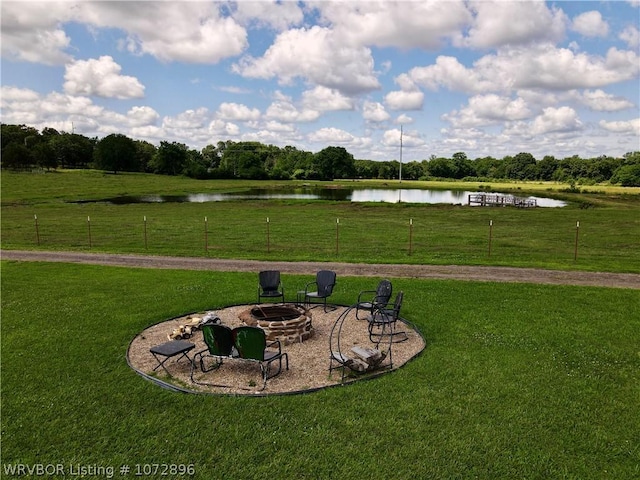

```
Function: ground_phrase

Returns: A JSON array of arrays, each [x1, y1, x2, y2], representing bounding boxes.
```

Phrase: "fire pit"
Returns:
[[238, 304, 313, 345]]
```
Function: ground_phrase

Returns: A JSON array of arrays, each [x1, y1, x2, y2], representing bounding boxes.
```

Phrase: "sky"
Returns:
[[1, 1, 639, 162]]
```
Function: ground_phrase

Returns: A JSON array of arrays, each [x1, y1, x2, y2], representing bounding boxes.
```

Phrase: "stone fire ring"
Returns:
[[238, 304, 313, 345]]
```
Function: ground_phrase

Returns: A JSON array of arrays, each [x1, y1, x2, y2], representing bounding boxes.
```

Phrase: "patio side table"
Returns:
[[150, 340, 196, 375]]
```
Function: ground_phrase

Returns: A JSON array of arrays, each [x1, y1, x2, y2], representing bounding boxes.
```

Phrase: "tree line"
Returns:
[[2, 123, 639, 186]]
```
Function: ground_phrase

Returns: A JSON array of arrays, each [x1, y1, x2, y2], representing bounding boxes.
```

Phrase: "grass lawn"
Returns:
[[2, 171, 640, 273], [2, 262, 639, 478]]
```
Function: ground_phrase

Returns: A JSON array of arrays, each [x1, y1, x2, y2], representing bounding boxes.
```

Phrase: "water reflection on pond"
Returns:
[[85, 187, 566, 207]]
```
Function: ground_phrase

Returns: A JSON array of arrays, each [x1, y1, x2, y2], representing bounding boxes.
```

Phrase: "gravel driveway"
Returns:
[[2, 249, 639, 289]]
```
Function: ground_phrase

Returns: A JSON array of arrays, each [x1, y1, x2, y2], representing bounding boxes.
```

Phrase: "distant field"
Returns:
[[2, 170, 639, 272]]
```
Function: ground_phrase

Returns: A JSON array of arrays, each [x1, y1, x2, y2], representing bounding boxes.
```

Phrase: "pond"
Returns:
[[77, 187, 566, 207]]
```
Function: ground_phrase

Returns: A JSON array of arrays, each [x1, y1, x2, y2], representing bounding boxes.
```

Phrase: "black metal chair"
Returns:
[[355, 279, 392, 320], [303, 270, 337, 312], [367, 291, 407, 344], [258, 270, 284, 304]]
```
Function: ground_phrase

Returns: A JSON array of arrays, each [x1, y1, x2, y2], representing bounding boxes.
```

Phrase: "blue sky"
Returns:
[[1, 1, 639, 161]]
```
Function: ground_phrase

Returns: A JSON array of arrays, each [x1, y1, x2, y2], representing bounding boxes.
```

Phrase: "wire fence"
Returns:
[[3, 212, 624, 270]]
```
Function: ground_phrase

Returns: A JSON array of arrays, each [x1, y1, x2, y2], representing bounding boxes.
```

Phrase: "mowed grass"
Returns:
[[2, 171, 640, 272], [2, 262, 639, 478]]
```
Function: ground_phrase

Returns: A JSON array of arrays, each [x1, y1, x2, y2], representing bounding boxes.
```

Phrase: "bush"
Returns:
[[611, 164, 640, 187]]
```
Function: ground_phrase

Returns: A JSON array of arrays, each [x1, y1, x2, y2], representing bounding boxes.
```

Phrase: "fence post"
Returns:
[[143, 216, 148, 250], [488, 220, 493, 257], [34, 214, 40, 246], [336, 218, 340, 255], [87, 216, 92, 249], [266, 217, 270, 253], [408, 218, 413, 255], [574, 221, 580, 261], [204, 217, 208, 255]]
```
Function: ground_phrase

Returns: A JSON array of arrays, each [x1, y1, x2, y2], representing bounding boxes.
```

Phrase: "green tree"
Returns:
[[452, 152, 475, 178], [537, 156, 558, 180], [134, 140, 157, 173], [151, 141, 188, 175], [426, 157, 456, 178], [219, 142, 267, 178], [201, 144, 221, 170], [473, 156, 500, 178], [504, 152, 537, 179], [611, 164, 640, 186], [48, 133, 95, 168], [313, 146, 356, 180], [32, 142, 57, 170], [1, 142, 32, 170], [1, 124, 39, 151], [402, 161, 424, 180], [94, 134, 137, 173], [183, 149, 209, 179]]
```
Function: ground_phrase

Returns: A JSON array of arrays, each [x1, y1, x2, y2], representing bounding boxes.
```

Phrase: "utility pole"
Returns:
[[399, 124, 403, 184]]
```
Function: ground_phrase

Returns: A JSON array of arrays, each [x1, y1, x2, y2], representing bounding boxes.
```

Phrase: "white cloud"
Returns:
[[1, 2, 248, 66], [64, 56, 145, 99], [396, 114, 413, 124], [301, 86, 354, 111], [232, 1, 304, 31], [314, 0, 471, 49], [0, 86, 40, 104], [408, 56, 495, 94], [461, 1, 567, 49], [599, 118, 640, 135], [78, 2, 248, 64], [577, 90, 635, 112], [619, 25, 640, 49], [127, 106, 160, 127], [232, 26, 380, 94], [362, 101, 390, 123], [443, 94, 532, 128], [571, 11, 609, 38], [384, 90, 424, 110], [482, 45, 638, 92], [40, 92, 105, 118], [410, 42, 639, 96], [261, 121, 297, 133], [531, 107, 583, 135], [308, 127, 355, 144], [216, 102, 261, 122], [217, 86, 252, 95], [0, 2, 73, 65], [162, 108, 210, 130], [382, 128, 425, 147], [264, 91, 320, 123], [208, 119, 240, 137], [0, 86, 104, 132]]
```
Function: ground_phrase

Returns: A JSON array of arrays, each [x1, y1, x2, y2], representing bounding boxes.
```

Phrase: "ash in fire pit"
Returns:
[[238, 304, 313, 345]]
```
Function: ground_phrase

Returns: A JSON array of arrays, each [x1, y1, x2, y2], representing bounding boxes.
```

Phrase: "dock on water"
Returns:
[[468, 193, 537, 208]]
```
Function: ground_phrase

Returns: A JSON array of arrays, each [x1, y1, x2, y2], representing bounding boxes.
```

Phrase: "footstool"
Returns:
[[150, 340, 196, 375]]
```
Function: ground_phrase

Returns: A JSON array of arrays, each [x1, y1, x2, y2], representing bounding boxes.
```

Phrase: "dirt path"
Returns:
[[3, 249, 639, 289]]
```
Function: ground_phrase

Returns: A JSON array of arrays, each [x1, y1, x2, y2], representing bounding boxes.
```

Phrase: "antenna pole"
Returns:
[[399, 125, 403, 184]]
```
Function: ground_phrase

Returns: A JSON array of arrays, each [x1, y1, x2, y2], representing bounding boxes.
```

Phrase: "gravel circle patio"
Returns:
[[127, 303, 426, 396]]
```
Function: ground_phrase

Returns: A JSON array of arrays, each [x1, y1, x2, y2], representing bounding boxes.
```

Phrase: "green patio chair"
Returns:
[[190, 323, 235, 386], [233, 326, 289, 390]]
